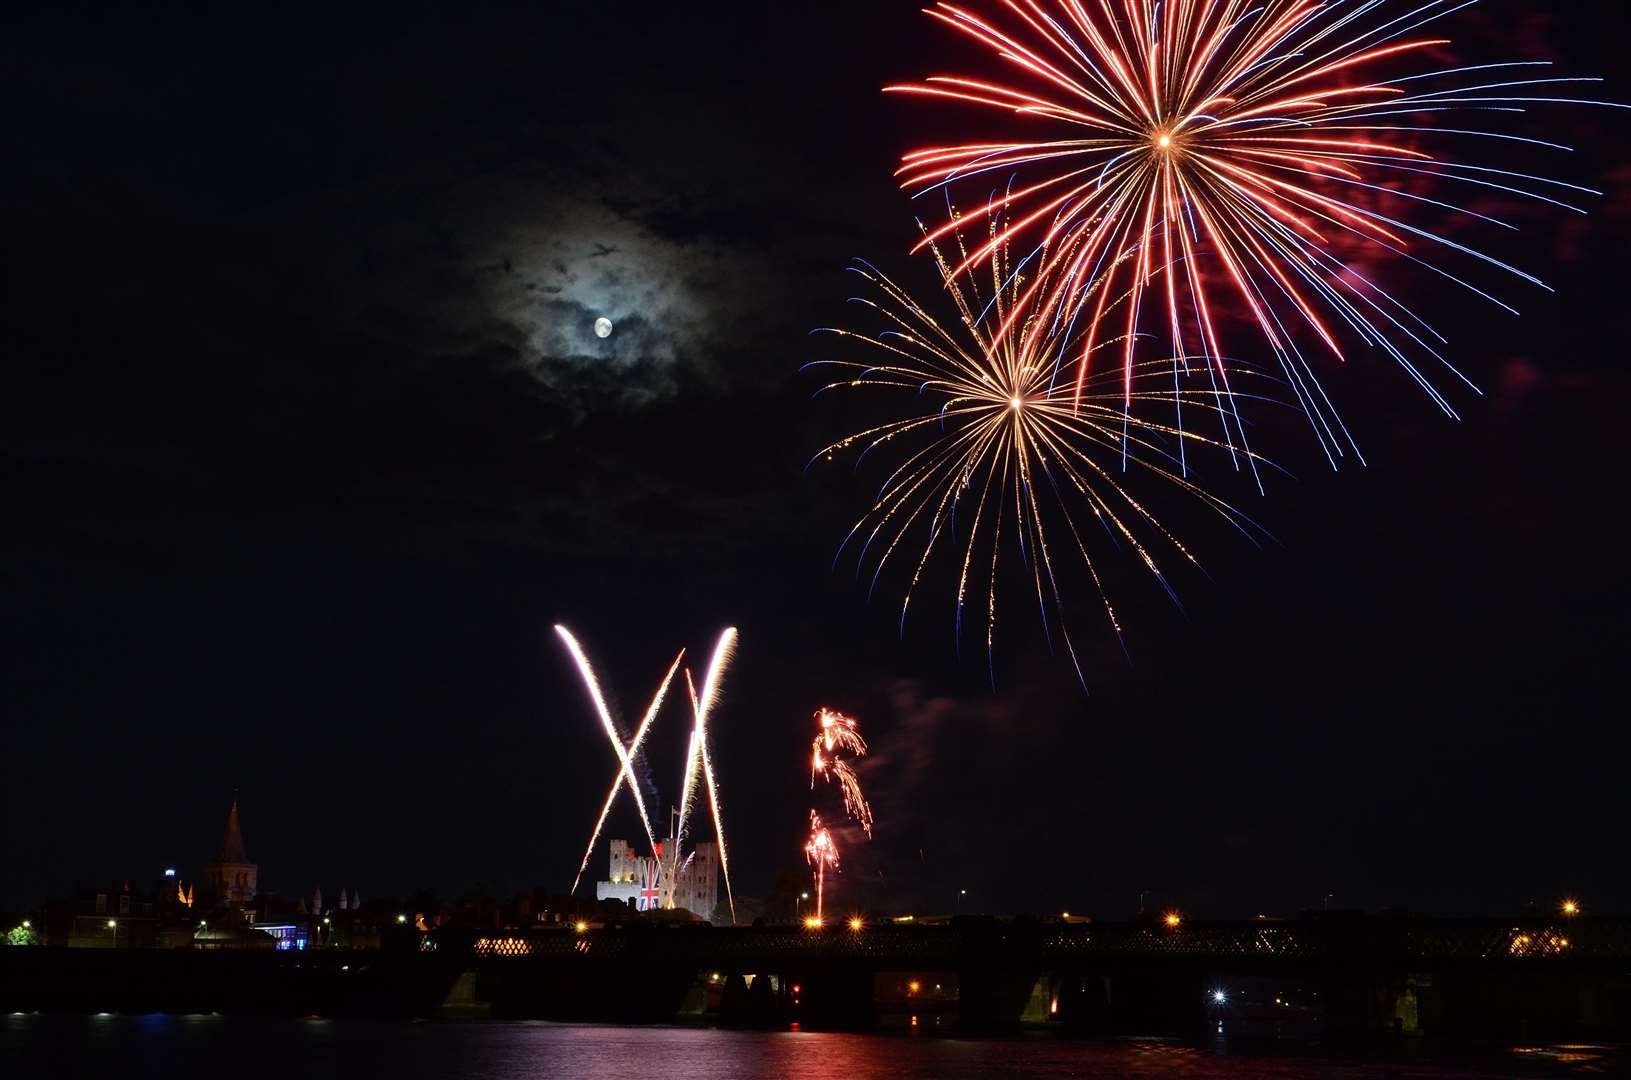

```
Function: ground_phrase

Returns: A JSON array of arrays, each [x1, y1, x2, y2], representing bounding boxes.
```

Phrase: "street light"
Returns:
[[1562, 899, 1581, 917], [107, 919, 117, 948], [796, 892, 809, 920], [1164, 911, 1183, 928], [957, 889, 967, 913], [396, 914, 407, 925]]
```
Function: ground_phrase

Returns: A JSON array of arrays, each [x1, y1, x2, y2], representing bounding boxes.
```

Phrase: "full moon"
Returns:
[[593, 316, 614, 339]]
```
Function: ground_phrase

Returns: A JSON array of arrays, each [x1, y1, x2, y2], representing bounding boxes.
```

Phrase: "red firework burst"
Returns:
[[887, 0, 1615, 476]]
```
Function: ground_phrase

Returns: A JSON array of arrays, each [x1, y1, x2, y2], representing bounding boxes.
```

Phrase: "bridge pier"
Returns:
[[1317, 969, 1381, 1034], [1018, 974, 1052, 1023], [434, 969, 490, 1020], [717, 971, 782, 1027], [1054, 972, 1114, 1033], [1318, 969, 1436, 1036], [1416, 969, 1631, 1041], [1387, 973, 1425, 1035], [954, 969, 1043, 1033]]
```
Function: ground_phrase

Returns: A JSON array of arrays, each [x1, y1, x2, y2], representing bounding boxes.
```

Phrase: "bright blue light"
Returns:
[[164, 868, 176, 877]]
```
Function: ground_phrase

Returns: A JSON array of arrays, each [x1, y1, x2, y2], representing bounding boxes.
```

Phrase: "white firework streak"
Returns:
[[554, 625, 682, 894], [678, 628, 739, 925]]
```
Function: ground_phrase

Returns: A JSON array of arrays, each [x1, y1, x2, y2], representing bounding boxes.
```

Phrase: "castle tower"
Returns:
[[201, 799, 258, 912]]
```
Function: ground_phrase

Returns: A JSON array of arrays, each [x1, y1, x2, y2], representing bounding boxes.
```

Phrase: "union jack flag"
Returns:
[[637, 857, 661, 911]]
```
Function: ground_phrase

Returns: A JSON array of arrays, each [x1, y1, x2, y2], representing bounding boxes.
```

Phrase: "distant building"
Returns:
[[595, 838, 719, 923], [66, 881, 159, 948], [193, 923, 276, 950], [250, 923, 309, 950], [200, 799, 258, 912], [46, 798, 295, 949]]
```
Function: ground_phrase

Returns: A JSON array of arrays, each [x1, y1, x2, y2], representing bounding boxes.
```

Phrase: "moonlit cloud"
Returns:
[[324, 168, 795, 416], [470, 185, 741, 405]]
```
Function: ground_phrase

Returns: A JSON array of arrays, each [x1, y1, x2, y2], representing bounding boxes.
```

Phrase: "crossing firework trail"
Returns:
[[678, 629, 740, 924], [554, 625, 683, 895]]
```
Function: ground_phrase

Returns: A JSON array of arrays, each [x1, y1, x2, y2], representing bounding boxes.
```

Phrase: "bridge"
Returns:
[[460, 915, 1631, 969], [437, 915, 1631, 1035], [4, 915, 1627, 1038]]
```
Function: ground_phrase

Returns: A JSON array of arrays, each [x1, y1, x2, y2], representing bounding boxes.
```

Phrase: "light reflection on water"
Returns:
[[1, 1014, 1617, 1079]]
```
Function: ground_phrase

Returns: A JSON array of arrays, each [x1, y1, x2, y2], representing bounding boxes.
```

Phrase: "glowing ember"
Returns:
[[804, 811, 840, 925], [811, 707, 873, 836]]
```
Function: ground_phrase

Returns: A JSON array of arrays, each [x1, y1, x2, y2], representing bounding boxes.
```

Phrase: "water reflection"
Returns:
[[1, 1015, 1616, 1079]]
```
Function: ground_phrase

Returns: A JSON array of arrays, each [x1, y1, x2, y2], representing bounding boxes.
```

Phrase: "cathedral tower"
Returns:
[[201, 798, 258, 911]]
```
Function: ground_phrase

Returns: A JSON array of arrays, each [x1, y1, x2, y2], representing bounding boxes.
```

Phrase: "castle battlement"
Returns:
[[595, 838, 719, 923]]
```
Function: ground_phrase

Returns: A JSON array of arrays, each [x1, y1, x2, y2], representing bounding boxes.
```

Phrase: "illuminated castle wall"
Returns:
[[595, 839, 719, 923]]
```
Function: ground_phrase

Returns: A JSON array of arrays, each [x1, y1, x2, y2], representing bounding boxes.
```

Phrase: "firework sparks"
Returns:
[[555, 626, 685, 893], [804, 811, 840, 925], [677, 628, 741, 925], [807, 237, 1270, 682], [811, 707, 874, 836], [555, 625, 739, 919], [886, 1, 1617, 470], [804, 709, 874, 918]]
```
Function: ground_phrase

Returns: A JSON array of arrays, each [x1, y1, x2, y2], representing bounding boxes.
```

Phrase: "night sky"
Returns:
[[7, 0, 1630, 920]]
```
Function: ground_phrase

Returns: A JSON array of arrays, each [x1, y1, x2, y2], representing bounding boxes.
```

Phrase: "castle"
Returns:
[[595, 837, 719, 922]]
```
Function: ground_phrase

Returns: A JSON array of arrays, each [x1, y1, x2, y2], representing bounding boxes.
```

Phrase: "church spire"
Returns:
[[218, 798, 248, 864]]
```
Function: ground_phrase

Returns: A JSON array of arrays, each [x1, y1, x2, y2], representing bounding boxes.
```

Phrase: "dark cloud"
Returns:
[[321, 175, 793, 414], [293, 0, 904, 428]]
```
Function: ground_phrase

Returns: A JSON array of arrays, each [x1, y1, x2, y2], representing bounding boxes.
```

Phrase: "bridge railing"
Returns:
[[445, 916, 1631, 969]]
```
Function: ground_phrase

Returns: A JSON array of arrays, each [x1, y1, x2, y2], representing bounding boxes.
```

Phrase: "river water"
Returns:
[[2, 1014, 1621, 1078]]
